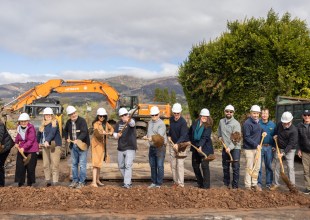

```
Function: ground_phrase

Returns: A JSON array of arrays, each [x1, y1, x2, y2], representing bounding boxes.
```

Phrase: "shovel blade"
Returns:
[[280, 172, 298, 193], [23, 155, 31, 166]]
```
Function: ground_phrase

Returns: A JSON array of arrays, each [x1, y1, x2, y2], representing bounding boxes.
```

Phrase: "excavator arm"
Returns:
[[4, 79, 119, 111]]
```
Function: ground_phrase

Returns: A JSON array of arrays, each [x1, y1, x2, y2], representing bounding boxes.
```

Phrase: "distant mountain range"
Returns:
[[0, 76, 185, 104]]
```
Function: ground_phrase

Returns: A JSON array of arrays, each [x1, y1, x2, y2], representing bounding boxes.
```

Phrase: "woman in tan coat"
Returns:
[[91, 107, 114, 187]]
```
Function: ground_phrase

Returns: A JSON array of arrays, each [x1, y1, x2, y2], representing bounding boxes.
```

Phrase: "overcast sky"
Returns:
[[0, 0, 309, 84]]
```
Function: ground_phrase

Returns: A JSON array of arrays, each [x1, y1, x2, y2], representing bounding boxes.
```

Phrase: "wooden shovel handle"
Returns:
[[274, 138, 285, 173], [189, 143, 208, 159], [220, 139, 234, 161], [15, 145, 27, 160]]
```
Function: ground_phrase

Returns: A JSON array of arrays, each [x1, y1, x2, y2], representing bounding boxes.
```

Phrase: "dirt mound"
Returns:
[[0, 186, 309, 212]]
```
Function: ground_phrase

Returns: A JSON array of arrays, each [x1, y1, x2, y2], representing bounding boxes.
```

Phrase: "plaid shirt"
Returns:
[[72, 121, 77, 141]]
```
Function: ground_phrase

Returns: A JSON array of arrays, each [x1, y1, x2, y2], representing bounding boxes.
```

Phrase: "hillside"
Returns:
[[0, 76, 185, 104]]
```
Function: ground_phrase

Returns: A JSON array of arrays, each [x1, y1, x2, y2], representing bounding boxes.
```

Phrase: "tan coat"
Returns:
[[91, 121, 114, 168]]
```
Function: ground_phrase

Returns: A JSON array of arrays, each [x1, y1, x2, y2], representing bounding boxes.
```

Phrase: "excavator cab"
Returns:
[[119, 95, 139, 111]]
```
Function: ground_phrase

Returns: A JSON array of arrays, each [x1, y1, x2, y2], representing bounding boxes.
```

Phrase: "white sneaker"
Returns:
[[148, 183, 157, 188]]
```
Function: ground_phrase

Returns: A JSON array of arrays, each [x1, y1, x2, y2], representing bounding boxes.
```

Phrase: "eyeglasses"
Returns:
[[121, 113, 128, 117], [173, 113, 180, 115], [151, 114, 159, 117], [225, 110, 234, 113], [304, 114, 310, 117], [98, 115, 105, 118]]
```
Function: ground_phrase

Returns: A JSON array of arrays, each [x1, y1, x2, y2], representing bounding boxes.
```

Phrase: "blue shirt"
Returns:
[[259, 119, 276, 147]]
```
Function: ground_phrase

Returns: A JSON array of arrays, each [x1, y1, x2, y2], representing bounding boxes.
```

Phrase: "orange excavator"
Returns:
[[3, 79, 119, 112]]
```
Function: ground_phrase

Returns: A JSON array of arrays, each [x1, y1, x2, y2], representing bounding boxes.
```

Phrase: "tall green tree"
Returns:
[[154, 88, 177, 105], [178, 9, 310, 126]]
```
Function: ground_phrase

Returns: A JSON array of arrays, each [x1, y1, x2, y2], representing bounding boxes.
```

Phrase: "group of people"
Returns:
[[0, 102, 309, 195]]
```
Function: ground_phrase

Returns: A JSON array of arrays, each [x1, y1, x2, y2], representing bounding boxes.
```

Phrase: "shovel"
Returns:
[[69, 139, 88, 151], [189, 143, 215, 162], [15, 145, 31, 166], [219, 139, 238, 163], [247, 132, 267, 179], [274, 138, 298, 193]]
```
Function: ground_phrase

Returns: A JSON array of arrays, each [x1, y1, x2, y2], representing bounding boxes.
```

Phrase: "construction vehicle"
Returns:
[[117, 95, 171, 137], [276, 96, 310, 126], [2, 79, 120, 157]]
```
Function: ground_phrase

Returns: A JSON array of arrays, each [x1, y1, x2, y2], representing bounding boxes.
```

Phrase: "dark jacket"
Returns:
[[0, 122, 14, 154], [37, 120, 62, 147], [15, 123, 39, 153], [168, 116, 189, 144], [297, 122, 310, 153], [274, 122, 298, 154], [114, 120, 137, 151], [64, 116, 90, 148], [189, 119, 214, 155], [243, 117, 263, 150]]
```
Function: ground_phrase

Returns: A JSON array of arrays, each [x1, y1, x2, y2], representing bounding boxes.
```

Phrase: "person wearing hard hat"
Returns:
[[63, 105, 90, 189], [297, 109, 310, 194], [90, 107, 114, 187], [37, 107, 62, 187], [14, 113, 39, 187], [189, 108, 214, 189], [257, 108, 276, 190], [143, 106, 167, 188], [218, 104, 242, 189], [113, 107, 137, 189], [243, 105, 266, 191], [270, 111, 298, 191], [0, 117, 15, 186], [168, 103, 190, 188]]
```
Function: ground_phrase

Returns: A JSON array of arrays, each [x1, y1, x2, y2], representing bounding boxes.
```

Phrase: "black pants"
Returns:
[[192, 151, 210, 189], [0, 150, 10, 187], [15, 152, 37, 186], [222, 149, 240, 188]]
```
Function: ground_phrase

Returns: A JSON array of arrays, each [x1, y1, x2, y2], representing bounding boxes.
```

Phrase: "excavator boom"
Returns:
[[4, 79, 119, 111]]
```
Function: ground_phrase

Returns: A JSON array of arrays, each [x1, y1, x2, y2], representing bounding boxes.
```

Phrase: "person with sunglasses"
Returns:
[[90, 107, 114, 187], [218, 105, 242, 189], [189, 108, 214, 189], [168, 103, 190, 188], [143, 106, 167, 188], [297, 109, 310, 194], [113, 107, 137, 189]]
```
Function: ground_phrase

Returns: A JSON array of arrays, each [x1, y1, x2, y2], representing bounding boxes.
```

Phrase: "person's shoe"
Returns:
[[76, 182, 85, 189], [69, 181, 78, 188], [270, 184, 279, 191], [245, 187, 252, 191], [122, 184, 132, 189], [155, 185, 161, 188], [46, 182, 52, 187], [252, 185, 262, 192], [96, 181, 104, 186], [302, 189, 310, 195], [148, 183, 157, 188]]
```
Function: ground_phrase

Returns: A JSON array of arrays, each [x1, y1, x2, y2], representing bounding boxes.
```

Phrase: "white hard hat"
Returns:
[[150, 106, 160, 115], [200, 108, 210, 116], [224, 104, 235, 112], [118, 107, 129, 116], [172, 103, 182, 113], [281, 111, 293, 123], [250, 105, 261, 113], [18, 113, 30, 121], [43, 107, 54, 115], [97, 108, 107, 116], [66, 106, 77, 115]]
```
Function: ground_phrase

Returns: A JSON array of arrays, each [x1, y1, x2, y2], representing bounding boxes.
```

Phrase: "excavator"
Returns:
[[3, 79, 119, 112], [2, 79, 120, 158]]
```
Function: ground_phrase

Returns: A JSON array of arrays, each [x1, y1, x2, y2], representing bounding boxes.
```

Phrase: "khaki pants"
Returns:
[[302, 152, 310, 190], [169, 145, 185, 187], [244, 149, 261, 188], [42, 144, 61, 183]]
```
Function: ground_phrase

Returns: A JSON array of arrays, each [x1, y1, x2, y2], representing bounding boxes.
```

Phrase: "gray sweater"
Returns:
[[218, 117, 241, 150], [147, 118, 167, 146]]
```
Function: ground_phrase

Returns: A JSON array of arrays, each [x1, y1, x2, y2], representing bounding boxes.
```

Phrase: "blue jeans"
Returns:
[[149, 146, 166, 186], [258, 145, 273, 187], [118, 150, 136, 185], [222, 149, 240, 188], [71, 144, 88, 184]]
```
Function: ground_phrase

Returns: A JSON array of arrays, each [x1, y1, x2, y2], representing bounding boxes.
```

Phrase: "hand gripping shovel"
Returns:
[[274, 138, 298, 193], [189, 143, 215, 162], [219, 139, 238, 163], [247, 132, 266, 179], [16, 145, 31, 166]]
